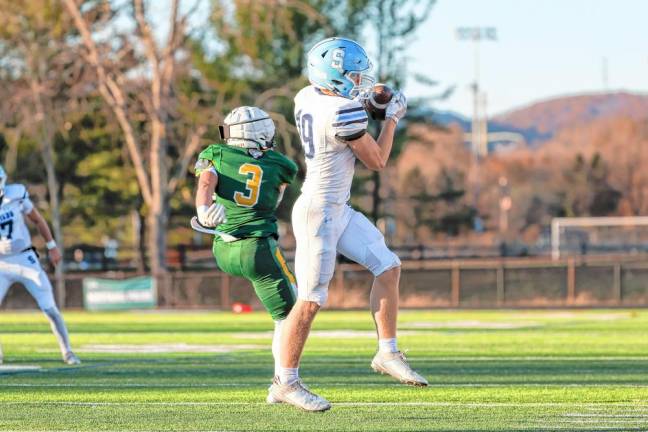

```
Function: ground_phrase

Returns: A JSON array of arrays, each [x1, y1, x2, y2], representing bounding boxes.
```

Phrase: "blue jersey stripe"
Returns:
[[332, 119, 367, 127], [334, 112, 368, 122], [335, 106, 365, 115]]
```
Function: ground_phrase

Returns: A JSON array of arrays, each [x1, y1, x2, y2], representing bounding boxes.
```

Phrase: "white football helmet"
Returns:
[[220, 106, 275, 151], [0, 165, 6, 197]]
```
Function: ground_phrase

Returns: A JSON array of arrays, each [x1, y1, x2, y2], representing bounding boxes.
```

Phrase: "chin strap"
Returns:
[[248, 149, 265, 159]]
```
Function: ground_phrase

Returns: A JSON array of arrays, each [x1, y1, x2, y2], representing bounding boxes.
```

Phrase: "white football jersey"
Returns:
[[294, 85, 368, 205], [0, 184, 35, 251]]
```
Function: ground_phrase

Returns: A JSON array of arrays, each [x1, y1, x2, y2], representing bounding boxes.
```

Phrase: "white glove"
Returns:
[[0, 239, 16, 255], [197, 203, 227, 228], [385, 91, 407, 124]]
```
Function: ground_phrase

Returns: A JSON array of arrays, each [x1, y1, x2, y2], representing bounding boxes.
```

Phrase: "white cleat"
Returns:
[[371, 351, 428, 386], [64, 352, 81, 366], [266, 392, 282, 404], [266, 379, 282, 404], [268, 377, 331, 412]]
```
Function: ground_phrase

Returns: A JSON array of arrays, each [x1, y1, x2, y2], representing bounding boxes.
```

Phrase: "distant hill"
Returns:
[[431, 92, 648, 147], [494, 92, 648, 144]]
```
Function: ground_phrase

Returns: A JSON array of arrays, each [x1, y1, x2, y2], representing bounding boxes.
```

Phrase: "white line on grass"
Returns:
[[548, 419, 648, 423], [4, 382, 648, 388], [1, 402, 647, 408], [565, 413, 648, 419], [528, 427, 648, 431], [198, 356, 648, 362], [25, 355, 648, 364]]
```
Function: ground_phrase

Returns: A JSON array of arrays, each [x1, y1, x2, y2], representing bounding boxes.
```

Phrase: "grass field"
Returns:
[[1, 309, 648, 431]]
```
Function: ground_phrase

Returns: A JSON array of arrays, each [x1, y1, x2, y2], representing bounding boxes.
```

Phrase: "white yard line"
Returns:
[[565, 414, 648, 418], [0, 365, 41, 372], [220, 356, 648, 362], [3, 382, 648, 388], [528, 427, 648, 431], [23, 354, 648, 362], [1, 401, 647, 407]]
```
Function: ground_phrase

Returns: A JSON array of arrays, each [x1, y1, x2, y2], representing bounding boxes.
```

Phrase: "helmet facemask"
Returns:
[[347, 61, 375, 99]]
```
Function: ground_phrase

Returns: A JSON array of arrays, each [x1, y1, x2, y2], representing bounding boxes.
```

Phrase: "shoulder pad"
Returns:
[[194, 158, 213, 171], [332, 99, 368, 136], [3, 184, 27, 201], [334, 98, 365, 112]]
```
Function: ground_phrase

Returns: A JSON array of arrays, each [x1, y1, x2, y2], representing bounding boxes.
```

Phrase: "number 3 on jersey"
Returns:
[[234, 163, 263, 207], [296, 111, 314, 159]]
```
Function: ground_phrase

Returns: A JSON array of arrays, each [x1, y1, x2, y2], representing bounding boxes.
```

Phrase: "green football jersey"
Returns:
[[196, 144, 298, 239]]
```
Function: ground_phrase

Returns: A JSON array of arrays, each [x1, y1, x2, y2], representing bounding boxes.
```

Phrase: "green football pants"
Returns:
[[213, 237, 296, 320]]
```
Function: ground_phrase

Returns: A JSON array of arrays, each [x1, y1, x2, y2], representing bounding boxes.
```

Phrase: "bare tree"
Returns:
[[363, 0, 436, 223], [62, 0, 218, 292], [0, 0, 92, 304]]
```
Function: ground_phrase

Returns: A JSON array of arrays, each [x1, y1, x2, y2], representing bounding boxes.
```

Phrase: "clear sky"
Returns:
[[405, 0, 648, 116]]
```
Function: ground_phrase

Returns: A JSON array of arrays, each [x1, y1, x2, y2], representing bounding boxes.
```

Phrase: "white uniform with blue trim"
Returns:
[[0, 184, 56, 310], [292, 86, 401, 305]]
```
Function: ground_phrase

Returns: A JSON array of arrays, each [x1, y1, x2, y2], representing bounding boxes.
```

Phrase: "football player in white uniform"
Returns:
[[269, 37, 427, 411], [0, 166, 80, 365]]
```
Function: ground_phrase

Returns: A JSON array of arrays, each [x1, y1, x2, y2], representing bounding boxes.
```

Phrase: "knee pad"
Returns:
[[43, 307, 61, 321], [301, 285, 329, 307], [37, 292, 57, 312], [366, 239, 401, 277]]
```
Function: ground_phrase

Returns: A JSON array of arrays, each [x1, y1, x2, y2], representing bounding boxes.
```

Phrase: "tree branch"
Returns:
[[167, 123, 207, 195], [62, 0, 153, 205]]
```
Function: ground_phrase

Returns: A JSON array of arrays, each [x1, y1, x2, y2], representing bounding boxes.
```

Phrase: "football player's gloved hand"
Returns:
[[0, 239, 16, 255], [197, 203, 227, 228], [386, 92, 407, 124]]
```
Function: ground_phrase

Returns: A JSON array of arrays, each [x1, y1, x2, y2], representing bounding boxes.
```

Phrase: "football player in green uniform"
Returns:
[[194, 106, 298, 401]]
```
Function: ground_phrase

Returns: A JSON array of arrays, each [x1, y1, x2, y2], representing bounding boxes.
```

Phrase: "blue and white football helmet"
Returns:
[[307, 37, 375, 99], [0, 165, 6, 197]]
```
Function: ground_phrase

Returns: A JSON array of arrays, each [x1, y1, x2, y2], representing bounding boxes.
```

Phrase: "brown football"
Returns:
[[363, 83, 394, 120]]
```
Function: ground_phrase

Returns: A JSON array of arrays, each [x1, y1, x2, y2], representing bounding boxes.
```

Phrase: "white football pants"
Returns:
[[292, 195, 401, 306], [0, 250, 56, 310], [0, 250, 72, 356]]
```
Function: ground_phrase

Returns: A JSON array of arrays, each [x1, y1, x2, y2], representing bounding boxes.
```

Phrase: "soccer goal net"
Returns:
[[551, 217, 648, 259]]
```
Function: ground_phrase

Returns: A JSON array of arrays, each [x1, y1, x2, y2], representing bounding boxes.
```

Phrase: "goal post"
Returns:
[[551, 216, 648, 259]]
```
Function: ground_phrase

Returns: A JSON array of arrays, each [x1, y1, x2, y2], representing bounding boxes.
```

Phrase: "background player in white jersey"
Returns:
[[269, 37, 427, 411], [0, 166, 80, 365]]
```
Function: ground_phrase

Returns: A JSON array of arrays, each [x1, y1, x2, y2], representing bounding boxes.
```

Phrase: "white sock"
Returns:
[[278, 367, 299, 385], [272, 320, 284, 377], [378, 338, 398, 354]]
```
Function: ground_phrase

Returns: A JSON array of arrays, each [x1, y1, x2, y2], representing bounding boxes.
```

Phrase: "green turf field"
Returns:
[[1, 309, 647, 431]]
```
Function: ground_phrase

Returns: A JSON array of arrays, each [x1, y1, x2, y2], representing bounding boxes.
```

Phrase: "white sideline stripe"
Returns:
[[230, 356, 648, 362], [555, 420, 648, 424], [0, 365, 42, 372], [1, 402, 647, 407], [23, 354, 648, 362], [4, 383, 648, 388], [552, 419, 648, 422], [530, 427, 648, 430], [565, 414, 648, 418]]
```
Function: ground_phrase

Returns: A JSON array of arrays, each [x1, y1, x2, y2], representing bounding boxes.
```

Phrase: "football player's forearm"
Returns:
[[38, 220, 54, 243], [28, 210, 54, 243], [195, 172, 217, 208], [375, 120, 397, 168]]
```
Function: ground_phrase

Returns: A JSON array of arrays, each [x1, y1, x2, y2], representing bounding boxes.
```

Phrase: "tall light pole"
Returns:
[[456, 27, 497, 158]]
